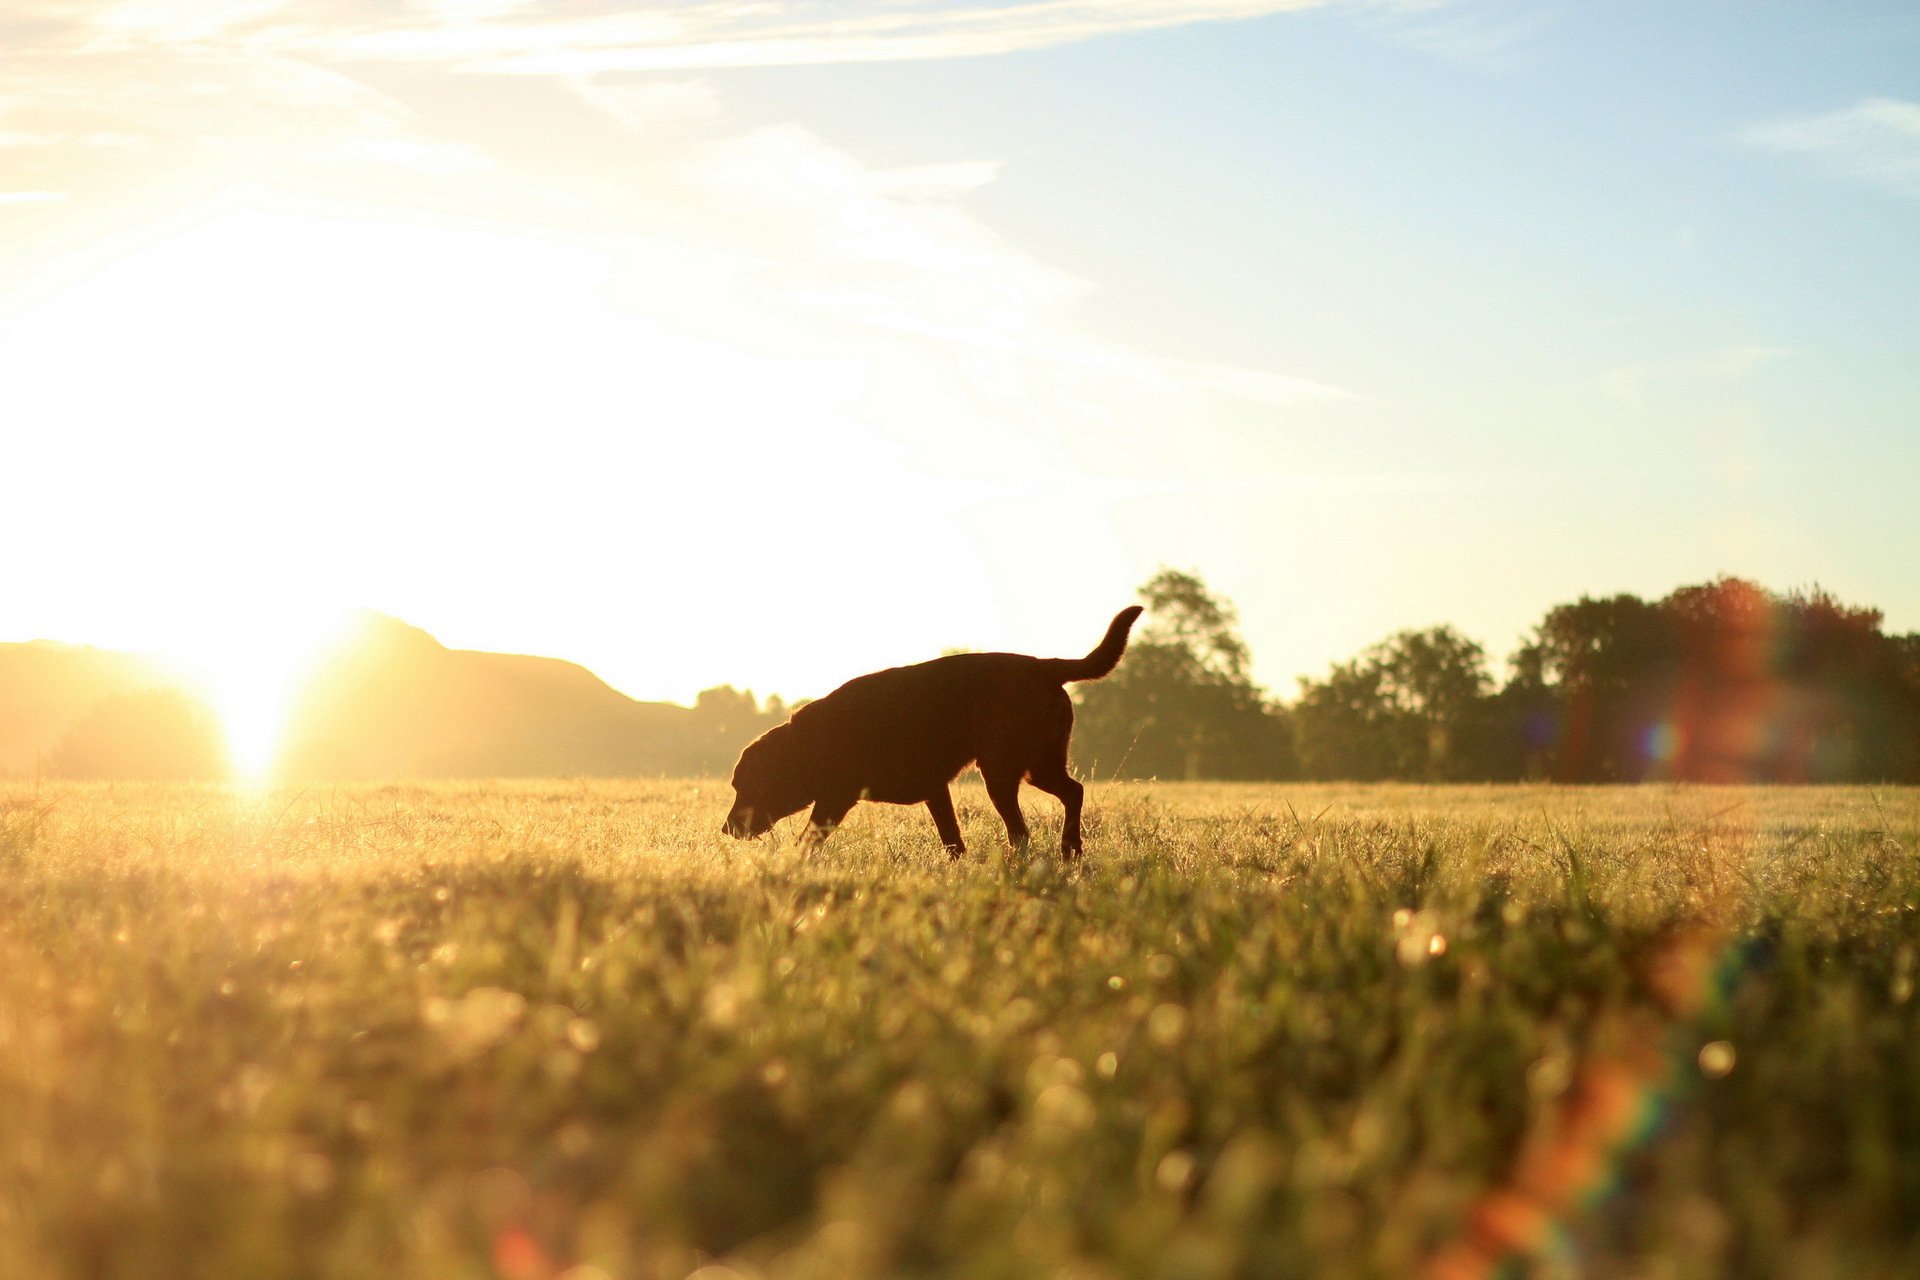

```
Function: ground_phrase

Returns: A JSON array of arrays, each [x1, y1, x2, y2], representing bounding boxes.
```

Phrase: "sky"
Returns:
[[3, 0, 1917, 723]]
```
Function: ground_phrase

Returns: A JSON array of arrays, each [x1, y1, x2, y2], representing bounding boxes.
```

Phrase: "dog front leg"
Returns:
[[799, 795, 856, 852], [926, 786, 966, 858]]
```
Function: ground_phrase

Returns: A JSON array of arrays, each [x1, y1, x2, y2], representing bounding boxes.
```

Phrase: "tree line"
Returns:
[[1069, 570, 1920, 784]]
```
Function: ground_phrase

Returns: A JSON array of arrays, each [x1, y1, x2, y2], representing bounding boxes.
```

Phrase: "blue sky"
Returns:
[[1, 0, 1915, 713]]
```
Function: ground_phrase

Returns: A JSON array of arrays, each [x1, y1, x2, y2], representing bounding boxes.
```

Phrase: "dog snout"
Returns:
[[722, 806, 757, 839]]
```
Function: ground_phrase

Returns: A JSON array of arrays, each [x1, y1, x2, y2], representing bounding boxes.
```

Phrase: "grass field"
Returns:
[[2, 780, 1917, 1280]]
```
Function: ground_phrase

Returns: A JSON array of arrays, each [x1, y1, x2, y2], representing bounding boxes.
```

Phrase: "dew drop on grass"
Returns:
[[424, 988, 526, 1057], [1000, 997, 1037, 1030], [1156, 1150, 1196, 1192], [704, 982, 741, 1028], [1025, 1054, 1084, 1093], [557, 1122, 593, 1158], [1148, 1003, 1188, 1046], [1034, 1082, 1095, 1133], [1698, 1040, 1736, 1079], [1527, 1054, 1573, 1098], [1394, 911, 1445, 966], [95, 1158, 130, 1199], [290, 1152, 335, 1198]]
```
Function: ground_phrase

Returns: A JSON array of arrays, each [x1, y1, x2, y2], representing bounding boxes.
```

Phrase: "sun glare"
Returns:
[[158, 608, 354, 783], [7, 188, 1018, 712]]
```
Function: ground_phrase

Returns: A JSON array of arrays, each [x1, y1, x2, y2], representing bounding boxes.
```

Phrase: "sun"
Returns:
[[6, 185, 1013, 720], [156, 606, 353, 783]]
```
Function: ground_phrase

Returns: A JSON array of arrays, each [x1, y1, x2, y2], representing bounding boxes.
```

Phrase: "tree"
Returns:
[[1505, 579, 1920, 783], [1136, 568, 1254, 683], [687, 686, 787, 775], [1508, 593, 1675, 781], [1294, 626, 1493, 780], [1073, 569, 1295, 780], [1893, 634, 1920, 692], [1292, 655, 1396, 781]]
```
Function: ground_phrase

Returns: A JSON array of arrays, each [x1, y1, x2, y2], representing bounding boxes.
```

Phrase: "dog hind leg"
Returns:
[[981, 765, 1030, 850], [1025, 762, 1085, 860]]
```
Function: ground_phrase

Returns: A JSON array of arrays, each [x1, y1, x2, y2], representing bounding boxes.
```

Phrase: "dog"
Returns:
[[723, 606, 1143, 860]]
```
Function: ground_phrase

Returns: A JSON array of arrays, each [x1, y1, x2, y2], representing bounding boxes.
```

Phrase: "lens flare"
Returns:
[[1535, 580, 1888, 783], [1424, 811, 1760, 1279]]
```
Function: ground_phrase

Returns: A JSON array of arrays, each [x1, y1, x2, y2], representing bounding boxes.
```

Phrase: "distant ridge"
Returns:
[[0, 641, 188, 776], [280, 613, 708, 779], [0, 614, 775, 780]]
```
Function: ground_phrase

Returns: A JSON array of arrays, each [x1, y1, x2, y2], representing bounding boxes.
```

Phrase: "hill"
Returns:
[[0, 615, 769, 780], [0, 641, 190, 776], [278, 613, 710, 779]]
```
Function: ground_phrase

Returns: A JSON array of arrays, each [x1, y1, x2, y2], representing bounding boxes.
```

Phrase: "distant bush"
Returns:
[[49, 689, 229, 780]]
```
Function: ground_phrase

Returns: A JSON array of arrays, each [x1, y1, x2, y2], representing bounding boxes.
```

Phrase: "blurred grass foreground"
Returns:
[[1, 780, 1917, 1279]]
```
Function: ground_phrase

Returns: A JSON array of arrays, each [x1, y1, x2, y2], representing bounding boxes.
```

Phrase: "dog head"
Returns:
[[723, 724, 812, 839]]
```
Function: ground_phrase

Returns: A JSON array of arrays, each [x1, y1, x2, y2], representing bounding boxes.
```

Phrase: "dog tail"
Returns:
[[1047, 606, 1145, 683]]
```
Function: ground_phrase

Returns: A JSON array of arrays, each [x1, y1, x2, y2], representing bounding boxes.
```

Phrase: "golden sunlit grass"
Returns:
[[1, 780, 1916, 1279]]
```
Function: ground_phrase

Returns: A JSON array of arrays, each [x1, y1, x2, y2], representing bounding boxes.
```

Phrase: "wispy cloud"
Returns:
[[0, 130, 140, 148], [1745, 97, 1920, 200], [1, 0, 1357, 486], [317, 1, 1337, 74], [87, 0, 297, 43], [12, 1, 1350, 74], [658, 123, 1353, 477], [566, 77, 722, 131], [0, 9, 495, 197], [0, 1, 1366, 196], [1360, 0, 1548, 67], [1169, 360, 1355, 409]]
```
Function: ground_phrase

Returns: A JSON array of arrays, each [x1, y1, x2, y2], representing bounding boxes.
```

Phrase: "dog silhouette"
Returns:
[[723, 607, 1143, 859]]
